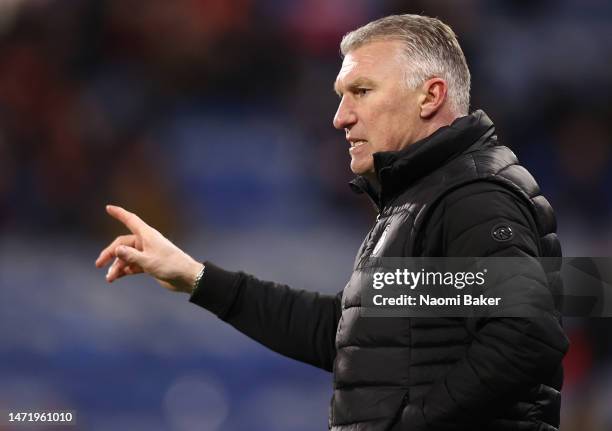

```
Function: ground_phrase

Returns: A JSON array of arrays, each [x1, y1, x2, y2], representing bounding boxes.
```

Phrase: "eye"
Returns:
[[356, 88, 370, 97]]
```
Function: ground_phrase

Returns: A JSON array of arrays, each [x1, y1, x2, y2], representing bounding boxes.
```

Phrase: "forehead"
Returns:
[[334, 40, 405, 91]]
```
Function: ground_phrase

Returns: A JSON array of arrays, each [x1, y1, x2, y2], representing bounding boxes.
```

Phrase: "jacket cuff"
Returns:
[[189, 261, 242, 319]]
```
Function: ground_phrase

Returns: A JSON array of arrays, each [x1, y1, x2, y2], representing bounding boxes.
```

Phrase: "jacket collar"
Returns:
[[349, 109, 496, 210]]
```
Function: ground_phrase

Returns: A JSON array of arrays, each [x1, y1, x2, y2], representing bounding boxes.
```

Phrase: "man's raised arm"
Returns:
[[95, 205, 342, 371]]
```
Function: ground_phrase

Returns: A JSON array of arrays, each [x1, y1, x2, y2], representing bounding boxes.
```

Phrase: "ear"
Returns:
[[419, 78, 448, 118]]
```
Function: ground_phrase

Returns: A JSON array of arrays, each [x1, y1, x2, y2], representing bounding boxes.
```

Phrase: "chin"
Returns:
[[350, 159, 374, 176]]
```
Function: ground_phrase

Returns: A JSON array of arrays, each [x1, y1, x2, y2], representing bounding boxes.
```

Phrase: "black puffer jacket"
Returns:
[[190, 110, 569, 431]]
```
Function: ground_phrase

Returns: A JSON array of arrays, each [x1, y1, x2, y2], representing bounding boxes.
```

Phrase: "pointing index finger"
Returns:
[[106, 205, 146, 234]]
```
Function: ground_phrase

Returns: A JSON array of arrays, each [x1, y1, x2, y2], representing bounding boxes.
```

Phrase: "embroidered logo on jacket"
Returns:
[[491, 224, 513, 242]]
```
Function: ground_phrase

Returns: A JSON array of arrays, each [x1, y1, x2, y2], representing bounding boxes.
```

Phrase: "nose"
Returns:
[[333, 96, 357, 130]]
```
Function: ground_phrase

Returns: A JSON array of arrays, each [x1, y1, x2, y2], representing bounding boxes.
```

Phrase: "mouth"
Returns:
[[349, 139, 368, 148]]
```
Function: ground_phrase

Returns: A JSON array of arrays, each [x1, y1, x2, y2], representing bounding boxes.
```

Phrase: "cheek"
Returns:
[[385, 102, 419, 140], [370, 103, 408, 148], [364, 92, 414, 143], [365, 100, 396, 131]]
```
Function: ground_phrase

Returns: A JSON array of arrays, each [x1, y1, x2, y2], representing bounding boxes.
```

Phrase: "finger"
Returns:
[[96, 235, 134, 267], [123, 264, 143, 276], [113, 260, 143, 277], [95, 234, 137, 268], [106, 205, 148, 235], [115, 245, 146, 268], [106, 257, 123, 282], [106, 258, 142, 282]]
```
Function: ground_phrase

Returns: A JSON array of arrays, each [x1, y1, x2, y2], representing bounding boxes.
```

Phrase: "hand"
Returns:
[[95, 205, 204, 294]]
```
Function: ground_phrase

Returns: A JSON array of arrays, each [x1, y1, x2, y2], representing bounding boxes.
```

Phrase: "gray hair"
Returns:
[[340, 14, 471, 116]]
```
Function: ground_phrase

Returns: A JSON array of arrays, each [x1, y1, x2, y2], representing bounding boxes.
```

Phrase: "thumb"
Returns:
[[115, 245, 146, 266]]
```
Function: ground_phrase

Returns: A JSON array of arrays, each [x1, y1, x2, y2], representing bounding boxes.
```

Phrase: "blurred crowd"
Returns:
[[1, 0, 612, 430]]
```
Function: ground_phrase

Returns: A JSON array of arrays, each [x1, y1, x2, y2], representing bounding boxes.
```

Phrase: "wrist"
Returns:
[[177, 259, 205, 294], [190, 262, 206, 294]]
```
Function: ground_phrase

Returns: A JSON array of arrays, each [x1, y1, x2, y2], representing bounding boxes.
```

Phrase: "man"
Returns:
[[96, 14, 568, 430]]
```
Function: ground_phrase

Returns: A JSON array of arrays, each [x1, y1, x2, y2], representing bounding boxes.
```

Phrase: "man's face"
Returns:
[[333, 40, 424, 176]]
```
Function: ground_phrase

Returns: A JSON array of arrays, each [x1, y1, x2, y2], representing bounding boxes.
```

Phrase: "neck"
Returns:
[[413, 111, 460, 145]]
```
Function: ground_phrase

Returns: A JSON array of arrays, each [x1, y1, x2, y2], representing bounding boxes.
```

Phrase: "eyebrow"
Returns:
[[334, 77, 376, 95]]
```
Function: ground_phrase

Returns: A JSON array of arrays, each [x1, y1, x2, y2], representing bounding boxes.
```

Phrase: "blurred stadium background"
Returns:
[[0, 0, 611, 430]]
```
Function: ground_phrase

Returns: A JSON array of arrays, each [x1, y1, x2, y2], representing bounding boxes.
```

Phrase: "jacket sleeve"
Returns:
[[399, 182, 569, 430], [189, 262, 342, 372]]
